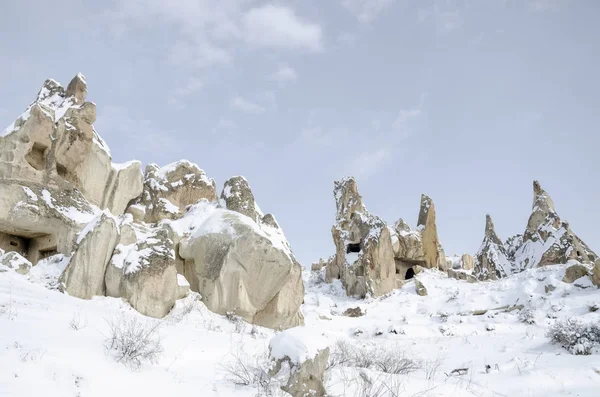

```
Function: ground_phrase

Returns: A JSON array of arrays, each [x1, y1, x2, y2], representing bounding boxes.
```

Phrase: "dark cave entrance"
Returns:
[[346, 243, 361, 254], [405, 267, 415, 280]]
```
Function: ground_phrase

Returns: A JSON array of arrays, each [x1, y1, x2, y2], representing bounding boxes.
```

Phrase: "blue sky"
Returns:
[[1, 0, 598, 265]]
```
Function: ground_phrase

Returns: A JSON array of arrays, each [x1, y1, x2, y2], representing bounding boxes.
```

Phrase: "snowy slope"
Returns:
[[1, 262, 600, 396]]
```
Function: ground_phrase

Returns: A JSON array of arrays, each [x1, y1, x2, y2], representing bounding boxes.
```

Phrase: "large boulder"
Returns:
[[562, 261, 591, 284], [0, 75, 142, 217], [105, 220, 184, 318], [128, 160, 217, 223], [179, 201, 304, 329], [473, 214, 513, 280], [269, 328, 330, 397], [59, 212, 119, 299], [513, 181, 597, 269], [0, 251, 32, 275], [417, 194, 447, 270]]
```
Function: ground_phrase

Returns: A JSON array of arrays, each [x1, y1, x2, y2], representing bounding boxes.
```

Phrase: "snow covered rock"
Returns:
[[415, 277, 428, 296], [128, 161, 217, 223], [269, 327, 330, 397], [417, 194, 447, 271], [473, 214, 513, 280], [461, 253, 475, 270], [178, 201, 304, 329], [0, 75, 142, 217], [592, 259, 600, 287], [220, 176, 262, 223], [513, 181, 597, 269], [562, 262, 591, 284], [327, 177, 396, 297], [0, 182, 98, 265], [105, 222, 181, 318], [0, 251, 32, 275], [59, 213, 118, 299]]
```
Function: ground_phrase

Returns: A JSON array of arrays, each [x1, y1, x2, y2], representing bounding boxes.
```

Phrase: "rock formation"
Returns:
[[325, 177, 447, 298], [472, 215, 513, 280], [417, 194, 447, 271], [513, 181, 597, 269], [0, 74, 304, 329]]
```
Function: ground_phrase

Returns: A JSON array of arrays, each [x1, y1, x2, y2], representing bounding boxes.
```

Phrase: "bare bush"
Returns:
[[337, 370, 404, 397], [546, 317, 600, 355], [518, 308, 536, 324], [226, 311, 247, 334], [328, 340, 420, 375], [424, 351, 446, 382], [104, 316, 163, 369], [69, 312, 87, 331], [219, 348, 276, 396]]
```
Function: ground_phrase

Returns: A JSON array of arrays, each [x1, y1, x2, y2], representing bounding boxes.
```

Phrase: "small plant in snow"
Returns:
[[485, 324, 496, 331], [588, 301, 600, 313], [219, 348, 276, 395], [226, 311, 247, 333], [328, 340, 420, 375], [546, 317, 600, 355], [104, 316, 163, 369], [518, 308, 536, 325], [69, 311, 87, 331], [438, 311, 450, 323]]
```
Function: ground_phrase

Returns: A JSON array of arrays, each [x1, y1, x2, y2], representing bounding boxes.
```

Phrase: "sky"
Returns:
[[1, 0, 599, 266]]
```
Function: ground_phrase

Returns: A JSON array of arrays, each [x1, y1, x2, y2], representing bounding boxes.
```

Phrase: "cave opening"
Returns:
[[346, 243, 361, 254], [405, 267, 415, 280]]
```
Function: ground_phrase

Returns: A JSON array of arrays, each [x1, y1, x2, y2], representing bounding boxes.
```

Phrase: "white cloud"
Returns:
[[270, 64, 298, 85], [418, 3, 462, 31], [243, 5, 323, 51], [392, 108, 421, 129], [351, 148, 391, 177], [168, 76, 204, 108], [341, 0, 396, 23], [230, 96, 266, 114], [528, 0, 564, 12]]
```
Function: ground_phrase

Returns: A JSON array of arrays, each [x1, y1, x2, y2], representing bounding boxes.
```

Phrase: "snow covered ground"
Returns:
[[1, 263, 599, 396]]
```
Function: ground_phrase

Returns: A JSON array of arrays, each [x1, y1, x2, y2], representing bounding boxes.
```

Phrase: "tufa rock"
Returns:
[[0, 251, 32, 275], [220, 176, 261, 223], [562, 262, 591, 284], [473, 215, 513, 280], [415, 278, 428, 296], [592, 259, 600, 287], [513, 181, 597, 269], [59, 213, 119, 299], [417, 194, 447, 271], [343, 306, 366, 317]]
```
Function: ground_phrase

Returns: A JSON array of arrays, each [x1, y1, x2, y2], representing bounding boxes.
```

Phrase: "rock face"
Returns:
[[128, 161, 217, 223], [417, 194, 447, 271], [513, 181, 597, 269], [105, 220, 183, 318], [0, 251, 32, 275], [592, 259, 600, 287], [325, 177, 447, 298], [179, 201, 304, 329], [473, 215, 513, 280], [59, 213, 119, 299]]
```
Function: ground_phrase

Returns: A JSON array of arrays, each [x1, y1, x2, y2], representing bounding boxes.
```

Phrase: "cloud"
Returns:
[[418, 2, 462, 31], [528, 0, 564, 12], [242, 5, 323, 51], [212, 118, 238, 136], [392, 108, 421, 129], [270, 64, 298, 85], [230, 96, 266, 114], [341, 0, 396, 23], [168, 76, 204, 108], [350, 148, 391, 177]]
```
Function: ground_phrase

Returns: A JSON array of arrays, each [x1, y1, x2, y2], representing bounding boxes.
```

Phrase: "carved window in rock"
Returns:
[[405, 267, 415, 280], [25, 143, 48, 171], [346, 243, 361, 254]]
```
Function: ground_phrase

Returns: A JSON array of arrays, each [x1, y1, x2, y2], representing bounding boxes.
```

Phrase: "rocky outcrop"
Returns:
[[128, 161, 217, 223], [0, 75, 142, 217], [178, 201, 304, 329], [105, 220, 183, 318], [326, 177, 396, 297], [324, 177, 448, 297], [513, 181, 597, 269], [0, 251, 32, 275], [417, 194, 447, 271], [59, 213, 119, 299], [562, 262, 591, 284], [269, 328, 330, 397], [592, 259, 600, 287], [473, 215, 513, 280], [415, 278, 428, 296]]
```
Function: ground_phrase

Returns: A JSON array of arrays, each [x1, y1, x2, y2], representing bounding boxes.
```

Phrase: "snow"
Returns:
[[1, 107, 31, 137], [2, 260, 600, 396], [269, 327, 329, 365], [158, 198, 180, 214], [21, 186, 38, 202], [155, 160, 202, 179], [40, 189, 99, 224], [177, 274, 190, 287], [112, 160, 141, 172]]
